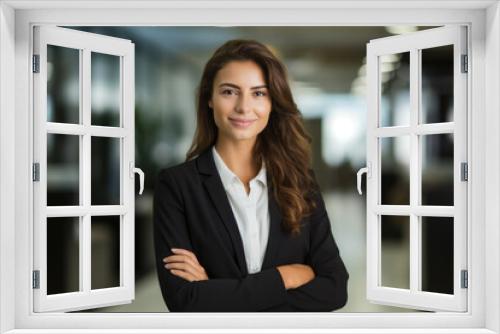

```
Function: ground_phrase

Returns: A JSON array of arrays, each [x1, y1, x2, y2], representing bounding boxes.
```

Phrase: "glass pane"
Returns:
[[421, 45, 454, 124], [47, 45, 80, 124], [91, 216, 120, 289], [381, 215, 410, 289], [421, 216, 454, 294], [47, 217, 80, 295], [91, 52, 121, 127], [47, 133, 80, 206], [91, 137, 121, 205], [380, 52, 410, 127], [380, 136, 410, 205], [421, 133, 454, 206]]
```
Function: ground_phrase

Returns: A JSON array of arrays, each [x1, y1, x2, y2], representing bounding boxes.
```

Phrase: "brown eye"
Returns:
[[255, 91, 267, 97], [221, 89, 235, 95]]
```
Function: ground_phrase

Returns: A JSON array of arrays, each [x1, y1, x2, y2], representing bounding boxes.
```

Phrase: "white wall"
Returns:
[[0, 2, 16, 333], [485, 2, 500, 332]]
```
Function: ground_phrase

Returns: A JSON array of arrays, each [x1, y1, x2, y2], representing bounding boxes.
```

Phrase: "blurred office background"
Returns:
[[45, 26, 454, 312]]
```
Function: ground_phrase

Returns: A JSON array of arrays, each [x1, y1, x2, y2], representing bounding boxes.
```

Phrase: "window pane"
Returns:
[[47, 45, 80, 124], [421, 45, 454, 124], [421, 133, 454, 206], [47, 217, 80, 295], [91, 52, 121, 127], [380, 136, 410, 205], [381, 215, 410, 289], [91, 216, 120, 289], [421, 216, 454, 294], [380, 52, 410, 127], [47, 133, 80, 206], [91, 137, 121, 205]]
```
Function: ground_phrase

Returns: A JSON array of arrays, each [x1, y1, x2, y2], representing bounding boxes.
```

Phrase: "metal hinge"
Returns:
[[461, 54, 468, 73], [461, 162, 468, 181], [461, 269, 468, 289], [32, 270, 40, 289], [32, 55, 40, 73], [33, 163, 40, 182]]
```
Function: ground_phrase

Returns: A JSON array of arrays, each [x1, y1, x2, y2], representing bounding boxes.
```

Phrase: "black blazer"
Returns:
[[153, 147, 349, 312]]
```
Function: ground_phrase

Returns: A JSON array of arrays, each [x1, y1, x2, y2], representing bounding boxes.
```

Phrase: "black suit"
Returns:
[[153, 147, 349, 312]]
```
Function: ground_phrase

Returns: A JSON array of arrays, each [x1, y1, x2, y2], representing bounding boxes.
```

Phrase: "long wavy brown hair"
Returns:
[[186, 39, 319, 236]]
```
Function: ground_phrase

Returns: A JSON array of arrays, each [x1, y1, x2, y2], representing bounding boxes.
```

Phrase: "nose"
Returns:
[[235, 92, 252, 113]]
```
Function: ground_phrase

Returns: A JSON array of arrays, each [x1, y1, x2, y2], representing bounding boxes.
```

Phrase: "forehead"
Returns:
[[214, 60, 267, 85]]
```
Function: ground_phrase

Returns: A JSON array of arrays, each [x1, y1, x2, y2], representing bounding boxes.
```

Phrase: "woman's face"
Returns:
[[209, 60, 272, 145]]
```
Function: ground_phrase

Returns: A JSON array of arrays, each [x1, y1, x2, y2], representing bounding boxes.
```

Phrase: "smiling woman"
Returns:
[[209, 60, 272, 145], [153, 39, 350, 312]]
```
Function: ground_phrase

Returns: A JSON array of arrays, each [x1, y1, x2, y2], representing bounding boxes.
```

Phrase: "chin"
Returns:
[[227, 131, 258, 142], [234, 134, 257, 141]]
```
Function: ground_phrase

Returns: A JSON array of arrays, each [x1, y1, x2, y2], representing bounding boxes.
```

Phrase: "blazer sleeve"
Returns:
[[283, 173, 350, 312], [153, 169, 288, 312]]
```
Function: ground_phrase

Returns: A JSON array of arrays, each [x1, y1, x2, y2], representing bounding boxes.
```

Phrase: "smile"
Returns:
[[229, 118, 256, 128]]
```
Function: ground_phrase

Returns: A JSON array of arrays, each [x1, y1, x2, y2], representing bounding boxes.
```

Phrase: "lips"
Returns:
[[229, 118, 256, 122], [229, 117, 256, 128]]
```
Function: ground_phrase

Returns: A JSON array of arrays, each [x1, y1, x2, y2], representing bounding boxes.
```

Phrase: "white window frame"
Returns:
[[32, 25, 136, 312], [365, 25, 468, 312], [0, 1, 499, 333]]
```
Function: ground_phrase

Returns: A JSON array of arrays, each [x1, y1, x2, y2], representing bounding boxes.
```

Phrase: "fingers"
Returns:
[[169, 263, 208, 282], [163, 249, 204, 275], [162, 248, 208, 282], [283, 264, 315, 289], [169, 269, 196, 282], [171, 248, 200, 265], [164, 254, 199, 270], [166, 263, 200, 280], [164, 259, 204, 279]]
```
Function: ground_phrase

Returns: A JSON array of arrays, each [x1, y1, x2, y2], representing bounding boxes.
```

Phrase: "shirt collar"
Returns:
[[212, 145, 267, 189]]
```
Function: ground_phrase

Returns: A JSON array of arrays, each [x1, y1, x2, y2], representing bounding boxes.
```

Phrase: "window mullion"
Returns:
[[409, 48, 420, 293], [122, 45, 135, 292], [81, 48, 91, 293], [119, 55, 125, 287]]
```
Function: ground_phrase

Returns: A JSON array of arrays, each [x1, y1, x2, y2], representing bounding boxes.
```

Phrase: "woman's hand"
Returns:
[[163, 248, 209, 282], [276, 264, 316, 290]]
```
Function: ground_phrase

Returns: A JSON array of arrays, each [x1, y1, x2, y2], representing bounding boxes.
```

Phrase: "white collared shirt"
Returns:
[[212, 145, 270, 274]]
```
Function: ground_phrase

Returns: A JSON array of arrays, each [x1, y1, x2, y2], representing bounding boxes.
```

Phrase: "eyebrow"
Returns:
[[218, 83, 268, 90]]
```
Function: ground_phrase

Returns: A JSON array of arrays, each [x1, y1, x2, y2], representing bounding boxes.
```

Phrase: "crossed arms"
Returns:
[[153, 169, 349, 312]]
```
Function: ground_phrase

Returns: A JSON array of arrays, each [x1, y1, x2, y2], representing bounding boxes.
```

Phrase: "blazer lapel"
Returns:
[[197, 147, 248, 275], [261, 182, 282, 270], [196, 147, 283, 274]]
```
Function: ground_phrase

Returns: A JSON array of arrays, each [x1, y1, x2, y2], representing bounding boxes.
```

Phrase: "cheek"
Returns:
[[211, 100, 230, 120], [211, 108, 224, 129], [213, 100, 234, 119], [214, 98, 231, 109], [256, 110, 272, 130]]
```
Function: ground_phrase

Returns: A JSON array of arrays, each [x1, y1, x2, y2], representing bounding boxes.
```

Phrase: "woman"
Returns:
[[153, 39, 349, 312]]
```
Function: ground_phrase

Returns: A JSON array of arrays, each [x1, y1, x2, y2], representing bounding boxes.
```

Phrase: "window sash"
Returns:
[[366, 25, 468, 312], [32, 25, 136, 312]]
